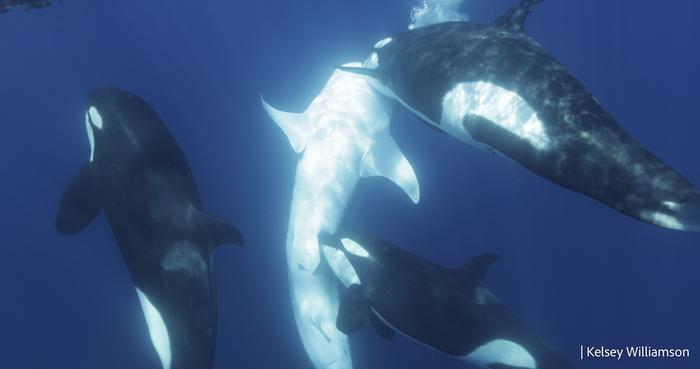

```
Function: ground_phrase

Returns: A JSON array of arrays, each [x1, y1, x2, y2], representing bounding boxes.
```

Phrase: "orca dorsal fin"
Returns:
[[360, 129, 421, 204], [495, 0, 543, 32], [261, 96, 312, 153], [188, 205, 244, 252], [207, 215, 244, 251], [460, 253, 499, 284]]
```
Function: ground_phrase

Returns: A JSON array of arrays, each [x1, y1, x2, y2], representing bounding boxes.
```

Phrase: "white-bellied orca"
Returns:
[[340, 0, 700, 232], [262, 64, 420, 369], [56, 86, 243, 369], [320, 233, 573, 369]]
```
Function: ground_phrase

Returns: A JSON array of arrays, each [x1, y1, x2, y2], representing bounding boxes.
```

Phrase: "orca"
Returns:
[[56, 86, 243, 369], [262, 64, 420, 369], [320, 233, 573, 369], [0, 0, 59, 13], [340, 0, 700, 231]]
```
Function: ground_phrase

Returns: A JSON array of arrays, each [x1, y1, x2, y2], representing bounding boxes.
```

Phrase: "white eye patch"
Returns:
[[341, 238, 369, 258], [374, 37, 392, 49], [88, 106, 103, 130]]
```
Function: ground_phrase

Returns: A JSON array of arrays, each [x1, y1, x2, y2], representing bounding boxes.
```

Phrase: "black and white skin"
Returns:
[[56, 86, 243, 369], [321, 232, 573, 369], [341, 0, 700, 231]]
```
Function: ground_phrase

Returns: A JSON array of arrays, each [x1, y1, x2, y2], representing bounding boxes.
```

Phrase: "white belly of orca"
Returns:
[[464, 339, 537, 369], [441, 81, 550, 151], [263, 63, 420, 369], [135, 288, 172, 369], [372, 302, 536, 369]]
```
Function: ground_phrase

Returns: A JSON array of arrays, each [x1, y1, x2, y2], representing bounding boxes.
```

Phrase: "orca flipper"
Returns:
[[460, 253, 499, 284], [370, 313, 395, 341], [56, 164, 101, 234], [495, 0, 544, 31], [261, 96, 311, 153], [336, 284, 370, 335], [360, 130, 421, 204]]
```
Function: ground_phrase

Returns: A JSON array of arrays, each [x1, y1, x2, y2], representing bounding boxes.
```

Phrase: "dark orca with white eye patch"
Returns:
[[320, 233, 573, 369], [56, 86, 243, 369], [340, 0, 700, 232]]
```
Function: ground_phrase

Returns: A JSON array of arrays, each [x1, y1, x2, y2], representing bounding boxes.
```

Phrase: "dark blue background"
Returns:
[[1, 1, 698, 368]]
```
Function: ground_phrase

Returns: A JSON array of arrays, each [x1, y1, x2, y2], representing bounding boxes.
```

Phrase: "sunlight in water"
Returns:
[[409, 0, 469, 29]]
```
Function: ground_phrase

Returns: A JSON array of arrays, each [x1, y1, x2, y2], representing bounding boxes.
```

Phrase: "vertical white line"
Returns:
[[580, 345, 584, 360]]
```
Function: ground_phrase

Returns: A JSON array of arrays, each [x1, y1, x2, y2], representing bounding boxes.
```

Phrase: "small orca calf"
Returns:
[[321, 233, 573, 369], [56, 86, 243, 369], [341, 0, 700, 231]]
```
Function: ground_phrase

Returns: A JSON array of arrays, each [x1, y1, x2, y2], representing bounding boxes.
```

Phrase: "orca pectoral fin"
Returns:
[[336, 284, 370, 335], [460, 253, 499, 284], [360, 130, 421, 204], [56, 164, 101, 234], [260, 95, 310, 153], [370, 313, 395, 341]]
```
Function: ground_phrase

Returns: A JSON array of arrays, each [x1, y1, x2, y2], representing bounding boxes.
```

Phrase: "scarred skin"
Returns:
[[262, 64, 419, 369], [343, 0, 700, 231]]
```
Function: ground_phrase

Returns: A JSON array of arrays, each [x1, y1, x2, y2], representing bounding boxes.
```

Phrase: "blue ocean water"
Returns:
[[1, 1, 699, 368]]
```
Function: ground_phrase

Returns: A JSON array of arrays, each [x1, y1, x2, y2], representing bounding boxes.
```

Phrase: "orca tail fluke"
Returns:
[[260, 95, 311, 153]]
